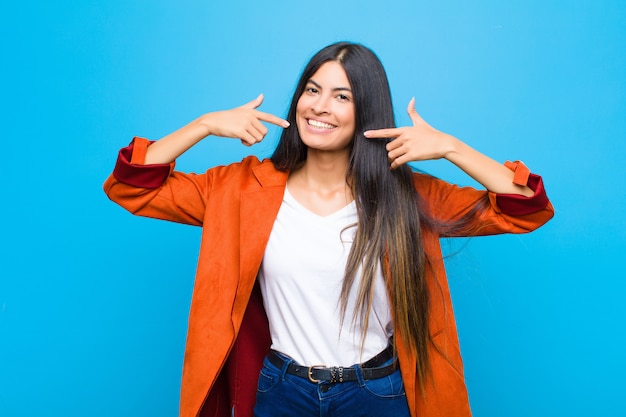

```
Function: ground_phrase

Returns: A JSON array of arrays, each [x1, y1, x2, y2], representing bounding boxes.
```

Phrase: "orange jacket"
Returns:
[[104, 137, 553, 417]]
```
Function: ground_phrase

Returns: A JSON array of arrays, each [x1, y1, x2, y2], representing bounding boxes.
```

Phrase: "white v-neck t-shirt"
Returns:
[[257, 188, 393, 367]]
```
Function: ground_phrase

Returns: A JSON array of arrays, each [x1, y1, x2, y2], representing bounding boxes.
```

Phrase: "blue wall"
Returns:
[[1, 1, 624, 416]]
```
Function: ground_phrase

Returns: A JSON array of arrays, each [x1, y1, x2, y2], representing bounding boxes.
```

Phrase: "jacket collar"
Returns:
[[251, 159, 289, 188]]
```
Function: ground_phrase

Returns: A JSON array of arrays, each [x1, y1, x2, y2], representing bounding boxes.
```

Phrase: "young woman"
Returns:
[[104, 42, 553, 417]]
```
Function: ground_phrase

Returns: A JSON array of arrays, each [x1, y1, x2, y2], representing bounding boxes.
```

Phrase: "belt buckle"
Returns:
[[307, 364, 326, 383]]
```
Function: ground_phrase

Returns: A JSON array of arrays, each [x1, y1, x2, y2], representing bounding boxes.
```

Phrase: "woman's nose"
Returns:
[[311, 95, 331, 114]]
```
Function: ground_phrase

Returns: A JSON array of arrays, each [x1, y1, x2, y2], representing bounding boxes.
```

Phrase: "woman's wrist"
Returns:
[[440, 133, 462, 161], [196, 113, 217, 138]]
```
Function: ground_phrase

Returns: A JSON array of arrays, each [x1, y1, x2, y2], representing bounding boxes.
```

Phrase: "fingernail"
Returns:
[[282, 121, 290, 128], [363, 131, 371, 137]]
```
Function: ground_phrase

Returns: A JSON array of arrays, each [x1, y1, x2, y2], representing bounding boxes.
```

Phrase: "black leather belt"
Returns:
[[267, 345, 396, 383]]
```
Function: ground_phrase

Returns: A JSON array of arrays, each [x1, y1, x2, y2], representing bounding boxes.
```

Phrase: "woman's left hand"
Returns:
[[364, 98, 457, 170]]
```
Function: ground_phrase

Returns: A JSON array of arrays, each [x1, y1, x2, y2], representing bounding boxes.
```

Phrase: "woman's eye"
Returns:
[[337, 94, 351, 102], [305, 87, 318, 94]]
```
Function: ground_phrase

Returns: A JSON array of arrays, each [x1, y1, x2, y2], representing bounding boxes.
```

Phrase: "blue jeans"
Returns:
[[253, 352, 410, 417]]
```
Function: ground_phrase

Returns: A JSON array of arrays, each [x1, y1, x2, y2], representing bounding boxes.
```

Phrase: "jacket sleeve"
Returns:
[[103, 137, 211, 226], [413, 160, 554, 237]]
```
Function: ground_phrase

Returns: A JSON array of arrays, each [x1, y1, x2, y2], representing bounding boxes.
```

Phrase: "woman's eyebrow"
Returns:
[[307, 78, 352, 93]]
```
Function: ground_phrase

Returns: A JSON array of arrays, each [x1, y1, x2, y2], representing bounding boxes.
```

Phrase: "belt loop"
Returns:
[[279, 354, 292, 382], [354, 363, 366, 387]]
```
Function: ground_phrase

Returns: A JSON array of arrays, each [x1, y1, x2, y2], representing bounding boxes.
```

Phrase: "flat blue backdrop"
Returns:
[[1, 1, 624, 416]]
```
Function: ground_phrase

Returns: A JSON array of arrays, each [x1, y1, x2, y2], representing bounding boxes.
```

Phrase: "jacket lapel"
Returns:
[[235, 161, 288, 315]]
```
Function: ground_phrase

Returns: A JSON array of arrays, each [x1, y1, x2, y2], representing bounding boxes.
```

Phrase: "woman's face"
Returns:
[[296, 61, 356, 153]]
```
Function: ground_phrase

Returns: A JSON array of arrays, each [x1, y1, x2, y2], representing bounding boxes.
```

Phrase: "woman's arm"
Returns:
[[145, 94, 290, 165], [364, 98, 533, 196]]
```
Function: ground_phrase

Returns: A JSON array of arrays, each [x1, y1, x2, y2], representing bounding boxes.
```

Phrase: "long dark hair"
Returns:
[[272, 42, 433, 389]]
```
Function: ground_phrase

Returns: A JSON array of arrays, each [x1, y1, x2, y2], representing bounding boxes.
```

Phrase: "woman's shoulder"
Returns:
[[410, 169, 448, 190], [205, 156, 285, 186], [206, 155, 267, 174]]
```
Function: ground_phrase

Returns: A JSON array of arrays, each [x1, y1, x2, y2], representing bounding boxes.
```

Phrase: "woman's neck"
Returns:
[[287, 150, 353, 216], [298, 152, 348, 185]]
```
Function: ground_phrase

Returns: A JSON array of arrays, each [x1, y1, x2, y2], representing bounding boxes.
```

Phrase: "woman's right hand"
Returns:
[[200, 94, 290, 146], [144, 94, 289, 164]]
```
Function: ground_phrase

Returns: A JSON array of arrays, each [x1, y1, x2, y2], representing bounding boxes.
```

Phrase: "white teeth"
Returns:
[[308, 119, 335, 129]]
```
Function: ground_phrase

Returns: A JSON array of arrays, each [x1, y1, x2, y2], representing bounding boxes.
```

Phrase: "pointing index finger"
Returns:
[[255, 110, 290, 128], [363, 128, 400, 139]]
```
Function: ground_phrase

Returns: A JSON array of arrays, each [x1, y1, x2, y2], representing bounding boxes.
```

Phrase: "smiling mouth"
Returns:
[[307, 119, 336, 130]]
